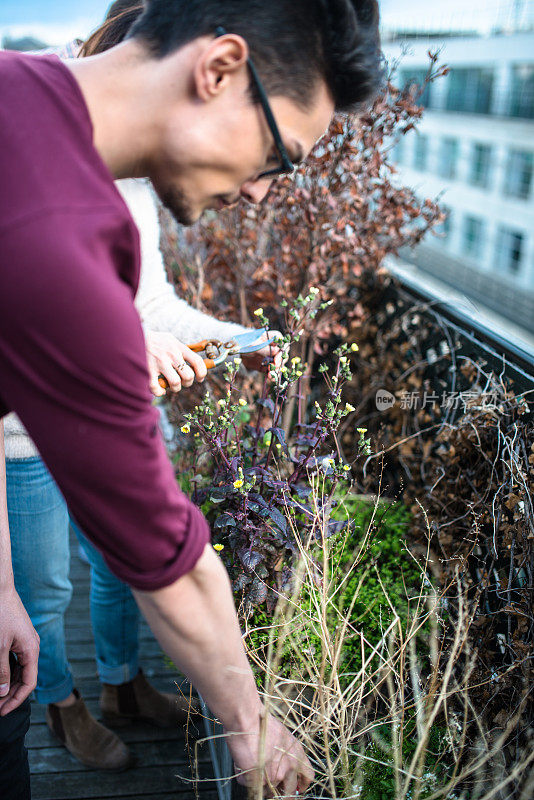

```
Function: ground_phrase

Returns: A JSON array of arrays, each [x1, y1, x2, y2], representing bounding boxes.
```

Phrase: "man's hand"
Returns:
[[227, 710, 314, 798], [134, 545, 313, 800], [145, 330, 207, 396], [0, 586, 39, 716], [241, 330, 283, 373]]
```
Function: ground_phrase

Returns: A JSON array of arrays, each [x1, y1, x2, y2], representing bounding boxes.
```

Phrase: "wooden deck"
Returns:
[[28, 538, 217, 800]]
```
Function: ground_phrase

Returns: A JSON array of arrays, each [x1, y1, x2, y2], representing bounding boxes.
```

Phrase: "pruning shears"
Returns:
[[158, 330, 277, 389]]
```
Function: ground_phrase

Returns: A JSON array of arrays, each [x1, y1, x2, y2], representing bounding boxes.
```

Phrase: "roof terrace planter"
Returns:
[[342, 267, 533, 738], [200, 697, 247, 800]]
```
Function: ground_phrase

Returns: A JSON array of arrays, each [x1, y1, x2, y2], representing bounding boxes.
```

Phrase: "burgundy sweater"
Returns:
[[0, 51, 210, 590]]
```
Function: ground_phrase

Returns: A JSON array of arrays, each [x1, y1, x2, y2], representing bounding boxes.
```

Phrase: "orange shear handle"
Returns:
[[187, 339, 211, 353]]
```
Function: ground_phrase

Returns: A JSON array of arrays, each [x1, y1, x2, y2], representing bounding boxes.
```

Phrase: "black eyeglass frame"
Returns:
[[215, 26, 296, 180]]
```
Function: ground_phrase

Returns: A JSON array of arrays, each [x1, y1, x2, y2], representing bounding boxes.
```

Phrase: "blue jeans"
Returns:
[[6, 457, 140, 704]]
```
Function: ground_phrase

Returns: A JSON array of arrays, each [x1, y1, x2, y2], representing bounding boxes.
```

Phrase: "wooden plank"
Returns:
[[64, 608, 90, 620], [67, 580, 91, 592], [29, 690, 198, 726], [69, 560, 90, 572], [66, 655, 171, 680], [63, 626, 156, 645], [65, 616, 154, 638], [59, 640, 164, 661], [26, 723, 56, 749], [26, 719, 207, 749], [59, 651, 170, 677], [28, 675, 190, 705], [65, 645, 96, 662], [30, 763, 217, 800], [29, 740, 212, 774], [64, 598, 92, 614]]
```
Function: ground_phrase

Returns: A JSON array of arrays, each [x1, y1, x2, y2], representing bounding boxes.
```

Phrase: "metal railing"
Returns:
[[391, 269, 534, 396]]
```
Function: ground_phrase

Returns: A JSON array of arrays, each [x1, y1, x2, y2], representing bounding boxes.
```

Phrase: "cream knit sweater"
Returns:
[[4, 178, 248, 459]]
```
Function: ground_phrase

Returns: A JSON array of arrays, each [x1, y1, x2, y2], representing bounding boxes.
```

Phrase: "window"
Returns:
[[399, 68, 432, 108], [438, 137, 458, 180], [469, 143, 492, 188], [446, 67, 494, 114], [503, 150, 533, 200], [510, 64, 534, 119], [413, 134, 429, 171], [494, 227, 524, 274], [462, 216, 485, 260]]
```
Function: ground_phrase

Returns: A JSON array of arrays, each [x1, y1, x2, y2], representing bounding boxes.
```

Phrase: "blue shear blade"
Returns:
[[230, 330, 268, 347], [237, 336, 277, 354], [229, 330, 278, 354]]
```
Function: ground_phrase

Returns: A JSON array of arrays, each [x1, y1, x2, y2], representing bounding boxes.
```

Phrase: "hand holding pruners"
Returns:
[[156, 330, 279, 391]]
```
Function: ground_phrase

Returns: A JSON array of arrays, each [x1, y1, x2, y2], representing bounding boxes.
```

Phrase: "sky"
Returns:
[[0, 1, 110, 44], [1, 0, 533, 46]]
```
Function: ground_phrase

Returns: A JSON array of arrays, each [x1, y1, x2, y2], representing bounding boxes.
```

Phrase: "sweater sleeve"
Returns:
[[116, 178, 250, 344], [0, 208, 210, 591]]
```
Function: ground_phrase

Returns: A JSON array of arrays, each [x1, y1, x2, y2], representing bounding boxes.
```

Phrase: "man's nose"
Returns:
[[240, 178, 274, 205]]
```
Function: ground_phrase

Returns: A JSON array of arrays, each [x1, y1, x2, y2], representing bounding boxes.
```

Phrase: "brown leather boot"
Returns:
[[46, 689, 134, 771], [99, 669, 199, 728]]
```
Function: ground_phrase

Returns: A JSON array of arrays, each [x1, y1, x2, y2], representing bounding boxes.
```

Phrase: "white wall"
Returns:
[[383, 32, 534, 289]]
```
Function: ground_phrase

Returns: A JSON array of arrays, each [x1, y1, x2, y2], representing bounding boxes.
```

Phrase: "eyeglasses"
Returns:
[[215, 26, 296, 180]]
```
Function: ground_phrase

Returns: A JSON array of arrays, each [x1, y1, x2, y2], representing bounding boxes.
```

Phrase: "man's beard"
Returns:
[[158, 184, 196, 227]]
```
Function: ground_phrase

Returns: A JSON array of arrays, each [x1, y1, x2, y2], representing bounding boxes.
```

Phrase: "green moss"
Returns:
[[247, 495, 427, 688], [330, 496, 424, 676]]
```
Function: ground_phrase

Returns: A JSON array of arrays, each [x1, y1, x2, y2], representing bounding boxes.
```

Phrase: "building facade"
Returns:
[[383, 31, 534, 332]]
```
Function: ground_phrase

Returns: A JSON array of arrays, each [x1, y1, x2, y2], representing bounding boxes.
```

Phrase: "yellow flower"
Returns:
[[213, 543, 224, 552], [180, 424, 190, 434], [218, 399, 226, 406], [328, 458, 335, 466], [233, 479, 244, 489], [309, 286, 320, 295], [253, 308, 264, 316], [343, 465, 351, 472], [339, 356, 348, 364], [344, 403, 355, 413], [238, 398, 247, 406], [357, 427, 367, 434], [291, 356, 301, 365], [350, 343, 359, 352]]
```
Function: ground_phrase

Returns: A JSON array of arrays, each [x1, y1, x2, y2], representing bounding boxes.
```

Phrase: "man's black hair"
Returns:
[[128, 0, 383, 112]]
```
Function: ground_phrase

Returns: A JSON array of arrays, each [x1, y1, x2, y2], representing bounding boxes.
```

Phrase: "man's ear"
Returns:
[[193, 33, 249, 101]]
